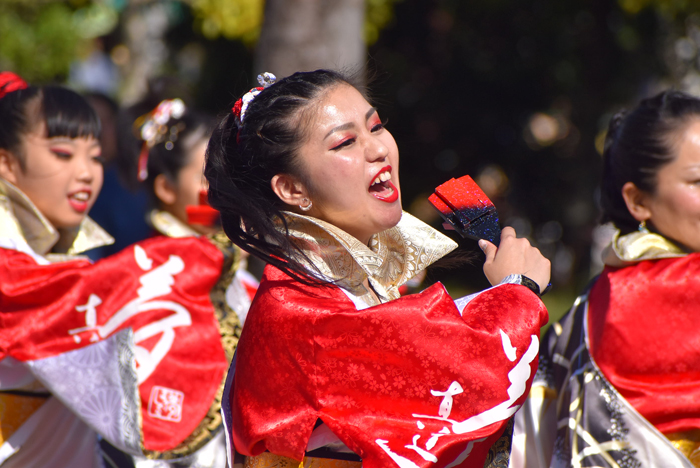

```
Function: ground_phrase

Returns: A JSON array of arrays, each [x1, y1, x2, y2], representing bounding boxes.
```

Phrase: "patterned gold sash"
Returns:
[[667, 431, 700, 467], [244, 452, 361, 468]]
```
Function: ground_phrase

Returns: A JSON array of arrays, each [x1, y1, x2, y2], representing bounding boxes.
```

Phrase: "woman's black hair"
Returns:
[[205, 69, 357, 285], [601, 90, 700, 233], [118, 99, 214, 206], [0, 84, 101, 168]]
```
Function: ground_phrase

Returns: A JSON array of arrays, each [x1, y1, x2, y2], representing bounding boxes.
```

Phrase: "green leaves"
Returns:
[[0, 1, 120, 83]]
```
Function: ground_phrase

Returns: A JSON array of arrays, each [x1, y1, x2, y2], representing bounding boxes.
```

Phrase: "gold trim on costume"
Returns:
[[150, 210, 199, 238], [602, 229, 685, 267], [529, 385, 558, 401], [0, 179, 113, 257], [0, 393, 50, 444], [281, 211, 458, 306], [667, 431, 700, 467], [244, 452, 362, 468]]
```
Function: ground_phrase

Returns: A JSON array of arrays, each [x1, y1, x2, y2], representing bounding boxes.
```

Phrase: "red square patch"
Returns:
[[148, 386, 184, 422]]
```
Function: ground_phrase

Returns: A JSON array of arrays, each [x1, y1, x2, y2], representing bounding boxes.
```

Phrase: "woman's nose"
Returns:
[[75, 156, 95, 182], [366, 136, 389, 161]]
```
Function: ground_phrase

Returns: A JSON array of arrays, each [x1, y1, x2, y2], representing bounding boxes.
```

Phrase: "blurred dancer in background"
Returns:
[[86, 92, 151, 260], [123, 95, 258, 319], [513, 91, 700, 468]]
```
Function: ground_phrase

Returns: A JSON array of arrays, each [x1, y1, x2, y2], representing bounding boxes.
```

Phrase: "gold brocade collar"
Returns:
[[150, 210, 198, 238], [602, 229, 686, 267], [0, 179, 113, 257], [281, 211, 458, 306]]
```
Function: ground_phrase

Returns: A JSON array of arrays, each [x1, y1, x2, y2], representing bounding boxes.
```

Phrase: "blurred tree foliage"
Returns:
[[187, 0, 403, 45], [618, 0, 700, 16], [0, 0, 402, 83], [0, 2, 83, 82], [188, 0, 263, 43], [0, 0, 118, 82]]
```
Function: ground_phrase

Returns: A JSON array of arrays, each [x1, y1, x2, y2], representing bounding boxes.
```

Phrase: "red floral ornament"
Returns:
[[0, 71, 28, 100], [231, 73, 276, 125], [231, 99, 243, 119], [232, 73, 276, 143]]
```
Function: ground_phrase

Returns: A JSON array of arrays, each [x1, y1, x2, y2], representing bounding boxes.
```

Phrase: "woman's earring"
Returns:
[[299, 198, 313, 212], [638, 220, 649, 233]]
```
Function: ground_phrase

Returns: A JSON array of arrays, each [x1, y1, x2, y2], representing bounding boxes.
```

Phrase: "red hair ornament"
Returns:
[[0, 71, 28, 99], [231, 72, 276, 142]]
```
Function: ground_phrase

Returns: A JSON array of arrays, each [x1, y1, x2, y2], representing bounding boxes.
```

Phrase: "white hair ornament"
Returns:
[[231, 72, 277, 126], [134, 98, 187, 181]]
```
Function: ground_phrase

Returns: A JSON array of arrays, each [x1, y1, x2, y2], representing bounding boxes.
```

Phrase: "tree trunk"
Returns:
[[119, 1, 170, 105], [254, 0, 366, 80]]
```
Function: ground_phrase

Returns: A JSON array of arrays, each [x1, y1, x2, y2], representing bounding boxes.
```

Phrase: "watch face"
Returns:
[[519, 275, 541, 296]]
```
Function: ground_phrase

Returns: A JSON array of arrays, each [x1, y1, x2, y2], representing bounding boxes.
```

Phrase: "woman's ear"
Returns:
[[271, 173, 308, 207], [0, 149, 20, 185], [621, 181, 652, 222], [153, 174, 177, 206]]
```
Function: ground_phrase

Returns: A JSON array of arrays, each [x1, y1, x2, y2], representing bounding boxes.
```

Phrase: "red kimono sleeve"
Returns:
[[0, 236, 229, 452], [230, 265, 548, 468], [589, 254, 700, 434]]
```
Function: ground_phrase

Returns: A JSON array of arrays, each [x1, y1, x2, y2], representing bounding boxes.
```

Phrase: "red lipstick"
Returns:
[[369, 165, 398, 203], [67, 189, 92, 213], [369, 165, 393, 185]]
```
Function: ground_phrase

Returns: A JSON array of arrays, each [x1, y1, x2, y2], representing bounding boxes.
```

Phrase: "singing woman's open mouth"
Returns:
[[369, 165, 398, 203]]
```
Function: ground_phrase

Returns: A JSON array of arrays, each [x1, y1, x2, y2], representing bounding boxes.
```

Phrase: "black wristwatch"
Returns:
[[520, 275, 542, 296], [501, 274, 551, 297]]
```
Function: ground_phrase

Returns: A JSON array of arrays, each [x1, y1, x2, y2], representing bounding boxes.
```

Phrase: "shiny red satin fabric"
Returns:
[[230, 266, 548, 468], [589, 254, 700, 434], [0, 236, 228, 451]]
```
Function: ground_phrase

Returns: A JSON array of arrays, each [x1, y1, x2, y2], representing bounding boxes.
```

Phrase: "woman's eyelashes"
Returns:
[[331, 122, 388, 150], [331, 137, 355, 151], [371, 118, 387, 133], [50, 149, 72, 160], [329, 117, 388, 151]]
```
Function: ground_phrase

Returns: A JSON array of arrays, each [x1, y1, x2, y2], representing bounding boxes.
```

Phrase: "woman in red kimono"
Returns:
[[0, 72, 247, 468], [513, 91, 700, 468], [205, 70, 551, 468]]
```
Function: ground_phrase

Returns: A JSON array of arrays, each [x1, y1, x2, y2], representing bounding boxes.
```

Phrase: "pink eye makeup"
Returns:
[[50, 148, 72, 159], [330, 135, 355, 151]]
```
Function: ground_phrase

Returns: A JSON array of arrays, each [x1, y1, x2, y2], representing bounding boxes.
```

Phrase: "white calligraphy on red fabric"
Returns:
[[376, 330, 539, 467], [68, 245, 193, 383]]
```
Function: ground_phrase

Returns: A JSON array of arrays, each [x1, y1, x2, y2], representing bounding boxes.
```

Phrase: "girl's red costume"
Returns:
[[0, 235, 230, 453], [0, 178, 244, 467], [222, 212, 548, 468]]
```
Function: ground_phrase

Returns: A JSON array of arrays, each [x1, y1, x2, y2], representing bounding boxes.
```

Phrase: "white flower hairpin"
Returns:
[[135, 98, 186, 181]]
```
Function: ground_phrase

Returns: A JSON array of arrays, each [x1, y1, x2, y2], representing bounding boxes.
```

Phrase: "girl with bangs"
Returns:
[[0, 72, 110, 259], [0, 71, 113, 467], [0, 74, 249, 467]]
